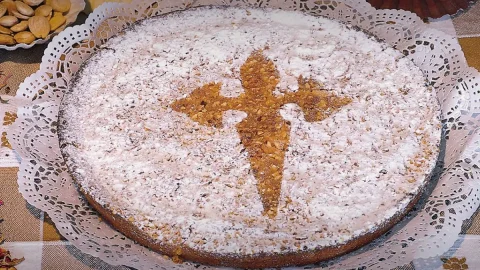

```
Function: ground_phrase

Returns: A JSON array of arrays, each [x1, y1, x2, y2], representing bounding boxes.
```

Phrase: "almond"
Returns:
[[15, 1, 34, 16], [14, 30, 35, 43], [12, 9, 30, 20], [0, 25, 12, 35], [28, 15, 49, 38], [2, 0, 17, 16], [10, 20, 29, 32], [50, 0, 70, 13], [23, 0, 44, 6], [0, 15, 18, 27], [0, 4, 7, 17], [0, 33, 15, 45], [49, 13, 65, 31], [35, 5, 52, 17]]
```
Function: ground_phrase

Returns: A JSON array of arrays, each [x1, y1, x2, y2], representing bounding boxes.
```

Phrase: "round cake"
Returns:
[[59, 6, 442, 268]]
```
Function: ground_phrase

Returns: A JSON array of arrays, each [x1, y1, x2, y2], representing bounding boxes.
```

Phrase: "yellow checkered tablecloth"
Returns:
[[1, 4, 480, 270]]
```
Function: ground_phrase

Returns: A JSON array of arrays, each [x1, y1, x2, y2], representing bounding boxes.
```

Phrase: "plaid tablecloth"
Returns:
[[1, 4, 480, 270]]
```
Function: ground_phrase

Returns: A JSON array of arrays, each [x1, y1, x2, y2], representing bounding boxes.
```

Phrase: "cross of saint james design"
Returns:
[[172, 50, 351, 218]]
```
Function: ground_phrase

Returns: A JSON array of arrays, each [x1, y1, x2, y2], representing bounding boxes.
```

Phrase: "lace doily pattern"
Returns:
[[8, 0, 480, 269]]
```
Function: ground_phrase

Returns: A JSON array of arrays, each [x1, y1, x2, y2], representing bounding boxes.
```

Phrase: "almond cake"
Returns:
[[58, 6, 442, 268]]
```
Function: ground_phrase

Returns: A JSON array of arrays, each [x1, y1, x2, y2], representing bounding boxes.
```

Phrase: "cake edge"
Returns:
[[76, 174, 426, 268]]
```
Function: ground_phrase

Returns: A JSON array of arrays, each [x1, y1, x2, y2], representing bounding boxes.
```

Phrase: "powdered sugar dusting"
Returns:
[[59, 7, 441, 255]]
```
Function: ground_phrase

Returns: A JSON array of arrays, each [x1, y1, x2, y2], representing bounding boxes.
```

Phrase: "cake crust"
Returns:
[[78, 181, 424, 268]]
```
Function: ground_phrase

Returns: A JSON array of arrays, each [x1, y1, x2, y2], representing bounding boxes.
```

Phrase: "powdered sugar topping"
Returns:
[[60, 7, 441, 255]]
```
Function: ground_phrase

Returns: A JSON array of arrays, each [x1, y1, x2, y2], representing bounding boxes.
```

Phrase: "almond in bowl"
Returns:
[[0, 0, 84, 48]]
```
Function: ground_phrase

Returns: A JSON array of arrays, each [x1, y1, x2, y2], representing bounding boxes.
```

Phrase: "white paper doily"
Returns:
[[7, 0, 480, 269]]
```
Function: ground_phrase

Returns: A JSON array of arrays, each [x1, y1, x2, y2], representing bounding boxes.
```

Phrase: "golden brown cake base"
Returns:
[[79, 185, 424, 268]]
